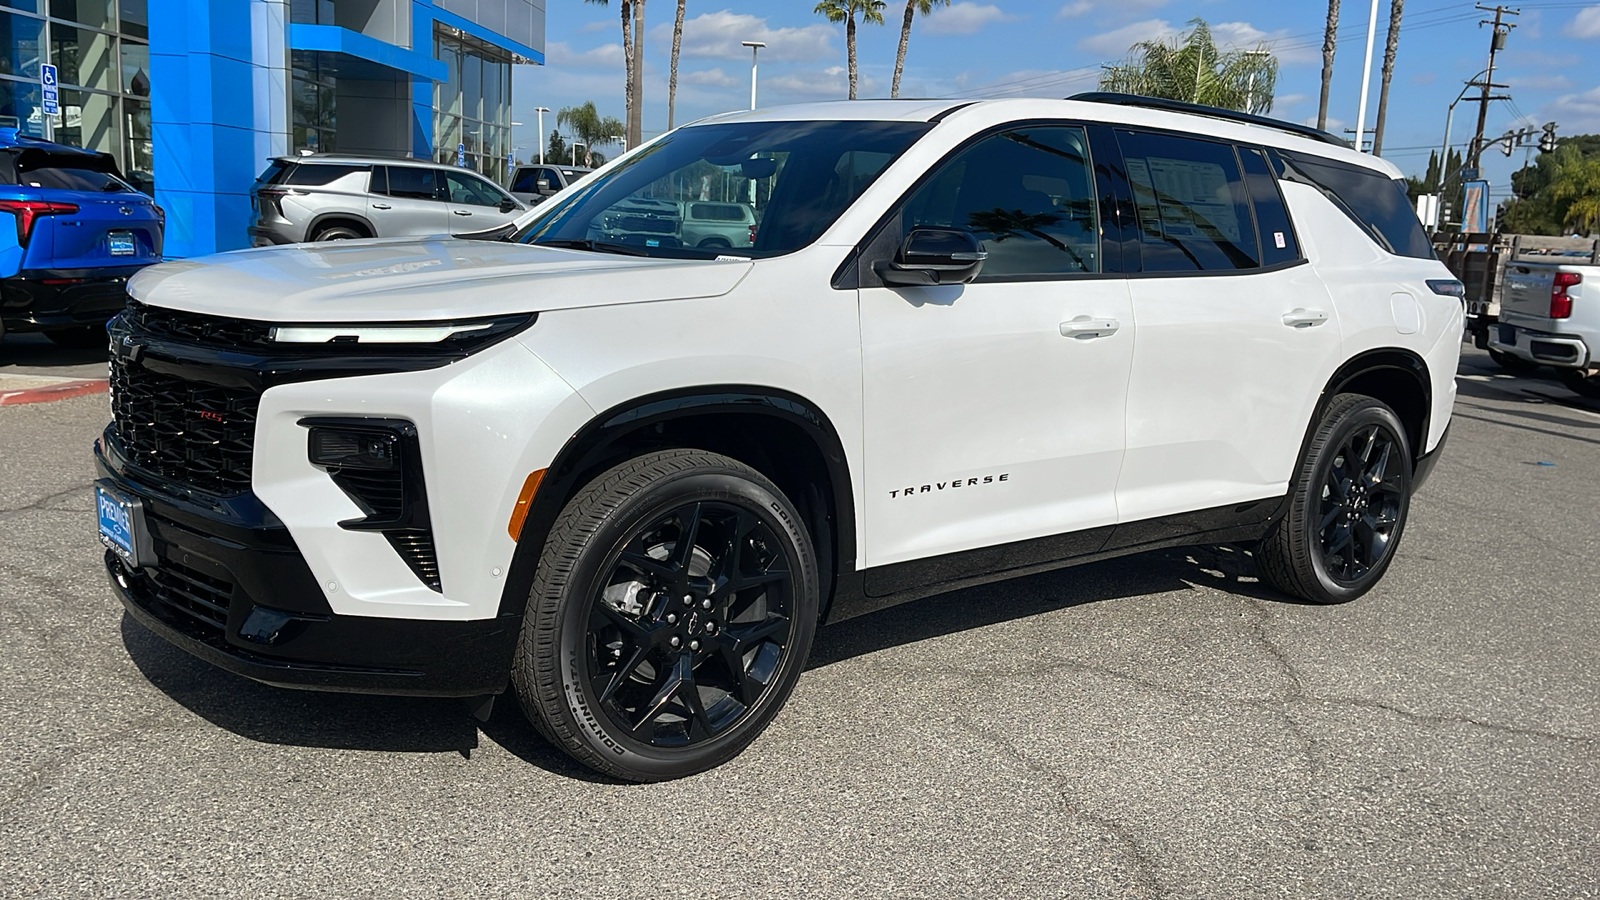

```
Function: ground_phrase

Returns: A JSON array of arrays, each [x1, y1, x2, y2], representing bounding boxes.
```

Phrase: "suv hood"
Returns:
[[127, 236, 754, 323]]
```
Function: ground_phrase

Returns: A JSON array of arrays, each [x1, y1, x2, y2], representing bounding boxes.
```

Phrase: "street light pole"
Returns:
[[742, 41, 766, 110], [535, 106, 549, 164], [1354, 0, 1381, 153], [573, 141, 586, 167]]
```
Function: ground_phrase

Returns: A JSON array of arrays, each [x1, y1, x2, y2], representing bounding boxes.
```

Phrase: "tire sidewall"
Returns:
[[550, 467, 818, 780], [1304, 402, 1413, 602]]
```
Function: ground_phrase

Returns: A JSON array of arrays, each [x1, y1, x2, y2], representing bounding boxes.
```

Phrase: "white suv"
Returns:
[[96, 95, 1462, 782]]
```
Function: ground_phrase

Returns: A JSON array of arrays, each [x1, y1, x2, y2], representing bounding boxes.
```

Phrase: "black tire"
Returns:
[[513, 449, 819, 782], [44, 326, 107, 349], [1256, 394, 1413, 604], [1487, 348, 1539, 373], [697, 237, 732, 249], [1560, 368, 1600, 399], [311, 224, 364, 241]]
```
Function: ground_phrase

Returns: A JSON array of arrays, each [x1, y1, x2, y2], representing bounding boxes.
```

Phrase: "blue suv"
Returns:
[[0, 129, 163, 347]]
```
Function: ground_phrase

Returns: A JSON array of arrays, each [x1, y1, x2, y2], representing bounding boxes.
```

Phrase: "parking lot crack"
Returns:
[[1299, 695, 1598, 750], [0, 485, 93, 520]]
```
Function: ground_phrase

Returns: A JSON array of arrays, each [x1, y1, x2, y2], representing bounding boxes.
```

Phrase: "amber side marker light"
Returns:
[[508, 469, 547, 541]]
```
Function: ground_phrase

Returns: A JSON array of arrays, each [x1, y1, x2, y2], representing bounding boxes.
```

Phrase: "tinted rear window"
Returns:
[[18, 165, 132, 192], [690, 203, 749, 221], [1276, 150, 1431, 259], [255, 160, 292, 187], [284, 163, 371, 187], [382, 166, 442, 200]]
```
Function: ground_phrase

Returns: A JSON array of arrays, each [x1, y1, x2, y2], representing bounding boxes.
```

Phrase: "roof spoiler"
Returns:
[[1066, 92, 1349, 148]]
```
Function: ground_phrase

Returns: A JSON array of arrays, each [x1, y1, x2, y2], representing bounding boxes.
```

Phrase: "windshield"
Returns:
[[517, 120, 932, 258]]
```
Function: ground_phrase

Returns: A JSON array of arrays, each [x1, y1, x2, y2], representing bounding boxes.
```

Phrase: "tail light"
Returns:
[[748, 224, 758, 245], [1551, 272, 1581, 319], [0, 199, 79, 246]]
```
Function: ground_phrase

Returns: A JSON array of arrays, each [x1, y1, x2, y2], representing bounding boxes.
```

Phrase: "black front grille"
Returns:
[[110, 358, 260, 495], [127, 300, 274, 350], [118, 554, 237, 634]]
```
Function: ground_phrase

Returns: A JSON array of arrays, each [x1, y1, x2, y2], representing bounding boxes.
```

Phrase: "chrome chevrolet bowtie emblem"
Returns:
[[118, 206, 132, 215]]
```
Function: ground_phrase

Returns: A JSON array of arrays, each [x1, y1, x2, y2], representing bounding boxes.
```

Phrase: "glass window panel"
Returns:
[[123, 96, 152, 182], [292, 76, 317, 128], [1, 0, 41, 14], [119, 0, 148, 39], [441, 43, 461, 118], [383, 165, 443, 200], [51, 87, 119, 156], [0, 77, 44, 134], [439, 113, 461, 159], [52, 0, 114, 29], [1116, 130, 1260, 272], [120, 40, 147, 95], [52, 23, 118, 91], [1277, 149, 1432, 259], [1, 12, 44, 79], [481, 58, 501, 126], [900, 126, 1099, 278], [462, 51, 480, 123], [445, 170, 505, 206]]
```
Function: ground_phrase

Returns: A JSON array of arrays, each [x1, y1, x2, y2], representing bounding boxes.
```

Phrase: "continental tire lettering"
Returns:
[[567, 659, 626, 755]]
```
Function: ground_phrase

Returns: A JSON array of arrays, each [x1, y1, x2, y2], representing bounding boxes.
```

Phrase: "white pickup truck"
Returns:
[[1489, 239, 1600, 398]]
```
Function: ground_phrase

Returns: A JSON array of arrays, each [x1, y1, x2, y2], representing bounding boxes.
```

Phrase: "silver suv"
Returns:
[[249, 155, 527, 245]]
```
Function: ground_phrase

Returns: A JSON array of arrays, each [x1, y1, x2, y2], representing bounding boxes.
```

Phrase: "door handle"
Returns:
[[372, 203, 392, 210], [1282, 308, 1329, 328], [1059, 316, 1121, 339], [453, 210, 472, 216]]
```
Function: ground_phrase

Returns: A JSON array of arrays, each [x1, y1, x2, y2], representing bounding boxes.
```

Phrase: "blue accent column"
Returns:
[[151, 0, 275, 258]]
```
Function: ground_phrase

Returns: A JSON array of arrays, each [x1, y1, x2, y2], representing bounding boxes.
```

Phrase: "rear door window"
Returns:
[[509, 168, 539, 192], [381, 166, 443, 201], [1275, 149, 1432, 259], [1116, 130, 1260, 272], [1239, 147, 1301, 267]]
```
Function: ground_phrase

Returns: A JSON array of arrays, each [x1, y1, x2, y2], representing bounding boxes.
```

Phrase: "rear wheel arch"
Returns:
[[306, 214, 374, 241], [497, 387, 856, 622], [1316, 348, 1432, 463]]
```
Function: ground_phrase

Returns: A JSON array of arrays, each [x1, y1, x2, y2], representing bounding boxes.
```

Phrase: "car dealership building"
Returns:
[[1, 0, 544, 256]]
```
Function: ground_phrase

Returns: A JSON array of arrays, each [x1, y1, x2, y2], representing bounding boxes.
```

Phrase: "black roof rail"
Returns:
[[1066, 92, 1349, 148]]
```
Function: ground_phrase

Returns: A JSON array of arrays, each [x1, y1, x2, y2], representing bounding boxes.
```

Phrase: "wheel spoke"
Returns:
[[630, 654, 693, 737], [728, 615, 790, 654], [1366, 440, 1393, 486], [1319, 505, 1345, 530], [669, 503, 703, 572], [618, 549, 676, 583], [1325, 522, 1354, 555], [717, 641, 765, 705], [599, 643, 651, 703], [592, 600, 647, 638]]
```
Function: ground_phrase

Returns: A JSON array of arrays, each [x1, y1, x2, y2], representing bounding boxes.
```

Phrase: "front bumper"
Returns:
[[1, 267, 146, 331], [97, 436, 518, 697], [1488, 323, 1592, 369]]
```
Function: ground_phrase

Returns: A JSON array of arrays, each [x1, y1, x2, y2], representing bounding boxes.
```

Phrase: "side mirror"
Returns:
[[536, 179, 551, 192], [873, 227, 987, 287], [499, 198, 519, 213]]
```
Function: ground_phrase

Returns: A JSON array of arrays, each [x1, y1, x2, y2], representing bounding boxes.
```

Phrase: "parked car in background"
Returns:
[[593, 195, 683, 246], [508, 164, 590, 205], [679, 200, 757, 249], [1490, 239, 1600, 397], [249, 155, 526, 246], [0, 128, 163, 347]]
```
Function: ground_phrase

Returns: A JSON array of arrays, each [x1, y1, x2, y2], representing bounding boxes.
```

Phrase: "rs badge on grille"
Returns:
[[196, 410, 225, 424]]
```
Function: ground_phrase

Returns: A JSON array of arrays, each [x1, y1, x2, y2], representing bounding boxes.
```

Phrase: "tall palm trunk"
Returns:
[[1318, 0, 1339, 130], [629, 0, 646, 147], [847, 11, 858, 99], [1372, 0, 1403, 155], [668, 0, 686, 130], [619, 1, 634, 152], [891, 0, 914, 98]]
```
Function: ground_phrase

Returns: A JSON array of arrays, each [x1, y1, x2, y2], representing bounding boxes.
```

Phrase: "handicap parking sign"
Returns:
[[41, 63, 59, 115]]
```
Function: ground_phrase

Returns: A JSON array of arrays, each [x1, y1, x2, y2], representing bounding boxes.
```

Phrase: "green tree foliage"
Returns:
[[1499, 137, 1600, 236], [547, 129, 569, 166], [815, 0, 886, 100], [557, 102, 625, 167], [1098, 18, 1279, 114]]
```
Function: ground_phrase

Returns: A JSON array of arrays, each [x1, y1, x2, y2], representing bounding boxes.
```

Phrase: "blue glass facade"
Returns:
[[147, 0, 542, 257]]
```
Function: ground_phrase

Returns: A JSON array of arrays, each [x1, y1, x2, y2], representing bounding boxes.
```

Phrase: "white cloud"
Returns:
[[1078, 19, 1178, 56], [1057, 1, 1092, 18], [921, 3, 1019, 36], [1545, 85, 1600, 131], [547, 41, 626, 69], [579, 20, 613, 35], [1568, 6, 1600, 39], [1058, 0, 1165, 16], [1508, 74, 1576, 91], [683, 67, 740, 88], [651, 11, 834, 63], [765, 66, 880, 101]]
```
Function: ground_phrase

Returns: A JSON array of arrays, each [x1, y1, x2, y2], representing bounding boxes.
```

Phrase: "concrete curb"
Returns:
[[0, 378, 110, 407]]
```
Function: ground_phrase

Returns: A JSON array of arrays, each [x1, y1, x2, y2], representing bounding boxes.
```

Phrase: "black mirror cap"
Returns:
[[875, 227, 987, 286], [499, 199, 519, 213]]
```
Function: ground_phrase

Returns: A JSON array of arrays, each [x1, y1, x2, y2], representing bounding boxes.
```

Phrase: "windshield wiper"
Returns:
[[535, 238, 652, 257]]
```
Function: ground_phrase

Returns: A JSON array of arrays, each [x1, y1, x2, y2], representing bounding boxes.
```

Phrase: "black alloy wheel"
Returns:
[[1560, 368, 1600, 399], [1257, 394, 1413, 604], [1487, 348, 1539, 373], [515, 450, 818, 782]]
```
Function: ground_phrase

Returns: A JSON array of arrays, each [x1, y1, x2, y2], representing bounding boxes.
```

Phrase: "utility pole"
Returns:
[[1466, 4, 1518, 173]]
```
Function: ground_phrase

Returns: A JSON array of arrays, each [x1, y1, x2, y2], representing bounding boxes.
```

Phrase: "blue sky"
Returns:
[[511, 1, 1600, 199]]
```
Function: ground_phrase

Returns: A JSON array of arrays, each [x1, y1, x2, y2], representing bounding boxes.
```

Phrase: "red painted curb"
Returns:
[[0, 379, 110, 407]]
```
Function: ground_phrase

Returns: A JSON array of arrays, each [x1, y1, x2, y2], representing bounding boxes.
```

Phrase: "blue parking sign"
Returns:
[[41, 63, 59, 115]]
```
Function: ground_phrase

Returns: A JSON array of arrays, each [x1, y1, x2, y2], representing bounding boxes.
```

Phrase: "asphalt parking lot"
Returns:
[[1, 342, 1596, 899]]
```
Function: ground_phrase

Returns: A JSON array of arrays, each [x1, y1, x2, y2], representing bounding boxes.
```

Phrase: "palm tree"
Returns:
[[1371, 0, 1403, 155], [629, 0, 647, 147], [890, 0, 947, 99], [1098, 18, 1279, 114], [814, 0, 886, 100], [668, 0, 686, 130], [585, 0, 636, 152], [557, 101, 625, 167], [1318, 0, 1339, 130]]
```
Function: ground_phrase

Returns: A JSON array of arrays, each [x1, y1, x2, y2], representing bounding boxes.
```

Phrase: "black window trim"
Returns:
[[1237, 144, 1305, 267], [839, 118, 1118, 290], [1101, 125, 1312, 279]]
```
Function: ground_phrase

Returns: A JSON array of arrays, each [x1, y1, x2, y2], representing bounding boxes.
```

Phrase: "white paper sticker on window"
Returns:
[[1274, 231, 1287, 249]]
